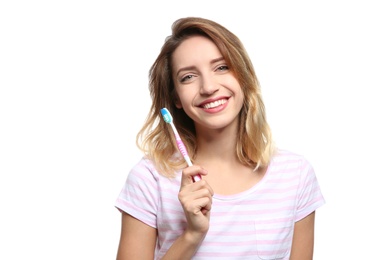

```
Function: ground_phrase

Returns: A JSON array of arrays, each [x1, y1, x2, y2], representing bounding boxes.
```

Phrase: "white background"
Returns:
[[1, 0, 389, 259]]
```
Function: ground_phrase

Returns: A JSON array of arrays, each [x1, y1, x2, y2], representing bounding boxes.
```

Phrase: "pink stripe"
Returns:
[[127, 170, 158, 191], [265, 172, 301, 182], [299, 193, 324, 210], [121, 189, 157, 208], [160, 187, 180, 196], [195, 251, 258, 257], [210, 216, 292, 226], [203, 237, 289, 247], [214, 194, 297, 206], [272, 158, 302, 166], [160, 197, 179, 205], [116, 198, 151, 215], [211, 205, 296, 217], [158, 207, 183, 215], [115, 198, 156, 227], [160, 227, 290, 238], [252, 184, 300, 194], [204, 240, 257, 246]]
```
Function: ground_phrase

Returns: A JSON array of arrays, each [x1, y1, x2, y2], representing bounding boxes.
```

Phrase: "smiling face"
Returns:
[[171, 35, 244, 133]]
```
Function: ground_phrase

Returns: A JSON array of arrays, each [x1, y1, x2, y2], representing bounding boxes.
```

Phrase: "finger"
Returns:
[[197, 196, 213, 215], [182, 194, 213, 215], [181, 165, 208, 186], [180, 186, 213, 210], [196, 181, 214, 200], [203, 181, 214, 197]]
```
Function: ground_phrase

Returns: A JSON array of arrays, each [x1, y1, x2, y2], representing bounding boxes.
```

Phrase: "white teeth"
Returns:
[[203, 99, 227, 109]]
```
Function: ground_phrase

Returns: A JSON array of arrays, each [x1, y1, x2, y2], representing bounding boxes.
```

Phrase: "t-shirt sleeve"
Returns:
[[114, 158, 159, 228], [295, 158, 325, 222]]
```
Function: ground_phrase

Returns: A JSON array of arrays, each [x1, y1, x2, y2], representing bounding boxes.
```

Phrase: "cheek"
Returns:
[[175, 98, 182, 109], [230, 78, 244, 104], [174, 88, 195, 109], [173, 84, 183, 108], [238, 88, 245, 102], [173, 88, 182, 109], [235, 88, 245, 110]]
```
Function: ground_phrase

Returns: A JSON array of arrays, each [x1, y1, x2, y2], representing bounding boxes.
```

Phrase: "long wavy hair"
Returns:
[[136, 17, 275, 177]]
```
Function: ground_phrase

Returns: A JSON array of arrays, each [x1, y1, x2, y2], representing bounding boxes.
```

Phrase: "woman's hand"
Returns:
[[178, 165, 214, 242]]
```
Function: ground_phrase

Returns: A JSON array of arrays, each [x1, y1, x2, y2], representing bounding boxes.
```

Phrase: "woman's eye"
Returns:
[[216, 65, 229, 71], [180, 75, 193, 83]]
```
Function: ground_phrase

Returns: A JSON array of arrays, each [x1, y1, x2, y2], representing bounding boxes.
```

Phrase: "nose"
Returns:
[[200, 76, 219, 95]]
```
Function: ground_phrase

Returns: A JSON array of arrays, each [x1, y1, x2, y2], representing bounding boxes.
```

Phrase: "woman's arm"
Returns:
[[116, 165, 213, 260], [161, 166, 213, 259], [290, 211, 316, 260], [116, 212, 157, 260]]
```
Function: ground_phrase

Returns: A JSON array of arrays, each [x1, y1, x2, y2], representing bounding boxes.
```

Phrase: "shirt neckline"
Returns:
[[211, 158, 273, 201]]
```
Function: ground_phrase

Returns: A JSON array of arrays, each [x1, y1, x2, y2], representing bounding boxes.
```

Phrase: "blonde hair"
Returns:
[[136, 17, 275, 177]]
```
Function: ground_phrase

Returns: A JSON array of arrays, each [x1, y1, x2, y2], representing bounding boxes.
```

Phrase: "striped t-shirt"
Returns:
[[115, 149, 325, 259]]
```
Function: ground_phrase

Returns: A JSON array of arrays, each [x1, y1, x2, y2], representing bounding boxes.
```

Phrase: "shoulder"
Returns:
[[129, 156, 182, 183], [271, 148, 312, 168], [267, 148, 317, 185], [128, 156, 161, 182]]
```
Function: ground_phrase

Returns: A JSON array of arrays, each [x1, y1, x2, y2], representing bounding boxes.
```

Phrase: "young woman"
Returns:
[[115, 17, 325, 260]]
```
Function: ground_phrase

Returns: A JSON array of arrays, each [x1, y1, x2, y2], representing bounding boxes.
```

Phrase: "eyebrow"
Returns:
[[175, 57, 225, 76]]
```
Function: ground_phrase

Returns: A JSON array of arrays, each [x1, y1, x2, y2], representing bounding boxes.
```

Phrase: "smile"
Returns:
[[202, 99, 227, 109]]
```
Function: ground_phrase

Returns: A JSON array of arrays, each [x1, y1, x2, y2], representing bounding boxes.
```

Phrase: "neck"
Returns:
[[194, 123, 239, 163]]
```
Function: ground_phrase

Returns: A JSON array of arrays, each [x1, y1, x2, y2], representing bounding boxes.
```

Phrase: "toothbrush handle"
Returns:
[[192, 174, 202, 182], [176, 139, 190, 161], [175, 139, 202, 182]]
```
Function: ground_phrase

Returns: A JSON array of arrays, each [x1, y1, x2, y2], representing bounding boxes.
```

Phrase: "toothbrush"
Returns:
[[160, 108, 202, 182]]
